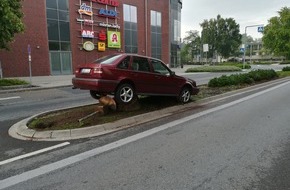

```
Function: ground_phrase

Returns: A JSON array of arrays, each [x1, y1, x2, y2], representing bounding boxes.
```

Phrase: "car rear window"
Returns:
[[93, 54, 123, 64]]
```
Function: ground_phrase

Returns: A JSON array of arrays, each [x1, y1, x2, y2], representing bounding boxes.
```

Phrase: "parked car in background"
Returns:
[[72, 54, 199, 104]]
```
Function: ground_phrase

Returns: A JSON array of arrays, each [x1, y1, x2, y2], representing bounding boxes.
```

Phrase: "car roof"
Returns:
[[117, 53, 163, 62]]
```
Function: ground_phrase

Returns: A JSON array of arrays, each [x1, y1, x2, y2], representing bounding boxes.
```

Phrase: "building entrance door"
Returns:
[[50, 51, 72, 75]]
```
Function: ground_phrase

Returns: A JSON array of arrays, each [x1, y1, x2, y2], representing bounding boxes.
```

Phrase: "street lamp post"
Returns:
[[243, 24, 264, 69]]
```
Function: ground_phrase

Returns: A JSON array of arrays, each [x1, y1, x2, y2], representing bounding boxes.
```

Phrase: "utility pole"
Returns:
[[243, 24, 264, 69]]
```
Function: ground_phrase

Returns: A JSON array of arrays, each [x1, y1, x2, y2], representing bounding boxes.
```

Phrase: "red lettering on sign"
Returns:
[[92, 0, 119, 7], [98, 30, 107, 41]]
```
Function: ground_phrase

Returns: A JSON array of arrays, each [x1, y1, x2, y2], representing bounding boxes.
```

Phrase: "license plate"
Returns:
[[81, 68, 91, 74]]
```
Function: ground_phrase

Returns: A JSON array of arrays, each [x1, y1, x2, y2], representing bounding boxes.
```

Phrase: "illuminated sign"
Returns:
[[77, 18, 94, 25], [78, 3, 93, 16], [82, 30, 94, 38], [99, 8, 117, 17], [92, 0, 119, 7], [98, 30, 107, 41], [83, 41, 95, 51], [107, 31, 121, 48], [98, 42, 106, 51], [99, 22, 120, 29]]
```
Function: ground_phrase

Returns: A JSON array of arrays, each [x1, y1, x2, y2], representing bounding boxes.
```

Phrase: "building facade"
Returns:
[[0, 0, 182, 77]]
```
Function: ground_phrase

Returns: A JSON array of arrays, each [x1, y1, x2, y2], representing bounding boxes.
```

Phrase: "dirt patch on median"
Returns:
[[27, 85, 244, 131]]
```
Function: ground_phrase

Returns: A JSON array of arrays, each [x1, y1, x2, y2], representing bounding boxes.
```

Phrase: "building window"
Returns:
[[151, 10, 162, 59], [123, 4, 138, 53], [46, 0, 71, 51]]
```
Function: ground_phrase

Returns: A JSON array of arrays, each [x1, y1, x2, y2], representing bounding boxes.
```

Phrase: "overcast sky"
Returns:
[[181, 0, 290, 39]]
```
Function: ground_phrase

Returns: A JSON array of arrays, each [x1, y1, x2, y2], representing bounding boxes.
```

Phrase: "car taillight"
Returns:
[[93, 68, 103, 74]]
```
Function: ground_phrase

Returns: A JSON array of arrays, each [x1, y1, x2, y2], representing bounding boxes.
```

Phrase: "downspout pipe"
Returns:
[[145, 0, 148, 56]]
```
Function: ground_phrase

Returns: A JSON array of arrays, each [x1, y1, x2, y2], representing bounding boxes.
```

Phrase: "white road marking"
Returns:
[[0, 142, 70, 166], [1, 80, 290, 189], [0, 96, 21, 101]]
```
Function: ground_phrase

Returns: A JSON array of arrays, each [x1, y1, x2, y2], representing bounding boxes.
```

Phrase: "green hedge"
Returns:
[[282, 66, 290, 71], [0, 79, 29, 86], [208, 69, 278, 87], [219, 62, 251, 69], [186, 66, 242, 73]]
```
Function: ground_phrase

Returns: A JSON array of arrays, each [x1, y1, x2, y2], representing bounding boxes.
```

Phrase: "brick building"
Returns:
[[0, 0, 182, 77]]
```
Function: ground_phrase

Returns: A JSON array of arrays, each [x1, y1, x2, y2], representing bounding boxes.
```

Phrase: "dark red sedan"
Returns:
[[72, 54, 199, 104]]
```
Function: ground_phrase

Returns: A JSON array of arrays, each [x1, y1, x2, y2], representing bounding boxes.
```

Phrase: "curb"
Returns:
[[0, 85, 73, 94], [8, 102, 194, 141]]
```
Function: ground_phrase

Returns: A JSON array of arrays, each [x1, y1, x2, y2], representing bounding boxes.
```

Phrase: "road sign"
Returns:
[[240, 48, 245, 52], [258, 26, 264, 33], [27, 44, 31, 54], [203, 44, 209, 52]]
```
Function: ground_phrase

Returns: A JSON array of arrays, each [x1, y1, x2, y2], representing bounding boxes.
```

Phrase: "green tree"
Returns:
[[262, 7, 290, 59], [200, 15, 242, 59], [181, 30, 201, 63], [0, 0, 24, 50]]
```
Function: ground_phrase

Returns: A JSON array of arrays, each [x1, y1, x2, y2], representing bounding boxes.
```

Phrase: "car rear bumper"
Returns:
[[72, 77, 118, 92]]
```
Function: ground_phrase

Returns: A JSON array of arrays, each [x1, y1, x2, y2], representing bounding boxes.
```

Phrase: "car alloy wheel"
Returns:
[[178, 87, 191, 103], [115, 83, 135, 104]]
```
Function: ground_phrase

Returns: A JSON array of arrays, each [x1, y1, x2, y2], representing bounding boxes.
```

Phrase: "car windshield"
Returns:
[[93, 54, 123, 64]]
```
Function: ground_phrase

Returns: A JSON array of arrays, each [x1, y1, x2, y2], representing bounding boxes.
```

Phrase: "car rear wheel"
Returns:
[[115, 83, 135, 104], [90, 90, 102, 100], [178, 87, 191, 103]]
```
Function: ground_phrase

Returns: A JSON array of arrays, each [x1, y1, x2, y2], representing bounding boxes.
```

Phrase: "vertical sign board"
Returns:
[[203, 44, 209, 52], [27, 44, 32, 84], [107, 31, 121, 48], [27, 44, 31, 59], [258, 26, 264, 33]]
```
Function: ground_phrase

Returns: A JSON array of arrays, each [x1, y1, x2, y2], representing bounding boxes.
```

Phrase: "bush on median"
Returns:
[[282, 66, 290, 71], [208, 69, 278, 87], [0, 79, 29, 86], [186, 66, 242, 73], [218, 62, 251, 69]]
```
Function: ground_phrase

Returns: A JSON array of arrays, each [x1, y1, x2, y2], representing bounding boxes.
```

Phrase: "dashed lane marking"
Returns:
[[0, 96, 21, 101], [0, 142, 70, 166]]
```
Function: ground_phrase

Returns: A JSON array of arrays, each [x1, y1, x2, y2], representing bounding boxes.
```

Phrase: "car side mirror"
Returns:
[[170, 71, 176, 76]]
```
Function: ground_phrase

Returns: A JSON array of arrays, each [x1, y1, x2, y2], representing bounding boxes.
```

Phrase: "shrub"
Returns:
[[282, 66, 290, 71], [277, 71, 290, 77], [0, 79, 29, 86], [186, 66, 241, 73], [208, 69, 278, 87], [248, 69, 278, 81], [219, 62, 251, 69]]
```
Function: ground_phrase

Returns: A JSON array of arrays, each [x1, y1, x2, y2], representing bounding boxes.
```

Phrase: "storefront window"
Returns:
[[124, 4, 138, 53], [151, 10, 162, 59]]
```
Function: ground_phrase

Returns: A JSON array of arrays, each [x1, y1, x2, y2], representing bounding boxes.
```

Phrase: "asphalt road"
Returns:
[[1, 78, 289, 189], [0, 87, 96, 162]]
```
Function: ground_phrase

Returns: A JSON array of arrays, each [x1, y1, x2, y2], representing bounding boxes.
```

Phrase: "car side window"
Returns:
[[151, 59, 170, 75], [132, 56, 150, 72], [117, 56, 130, 70]]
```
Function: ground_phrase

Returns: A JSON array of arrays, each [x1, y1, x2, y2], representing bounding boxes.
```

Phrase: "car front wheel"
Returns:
[[115, 83, 136, 104], [178, 87, 191, 103]]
